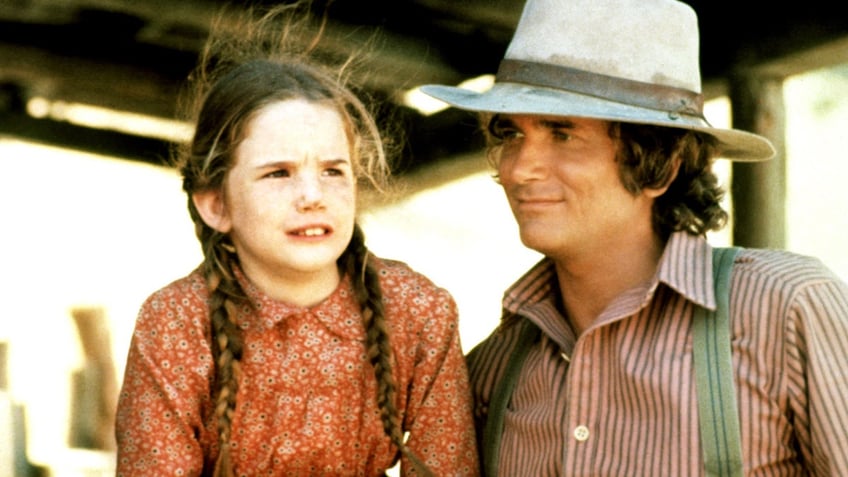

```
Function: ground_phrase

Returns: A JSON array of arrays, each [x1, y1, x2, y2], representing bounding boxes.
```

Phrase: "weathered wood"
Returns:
[[0, 110, 173, 164], [68, 307, 118, 451], [0, 341, 7, 391], [729, 74, 787, 248]]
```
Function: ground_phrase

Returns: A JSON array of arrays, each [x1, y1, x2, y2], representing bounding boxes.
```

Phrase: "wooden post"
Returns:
[[68, 306, 118, 451], [728, 73, 787, 248], [0, 341, 7, 391]]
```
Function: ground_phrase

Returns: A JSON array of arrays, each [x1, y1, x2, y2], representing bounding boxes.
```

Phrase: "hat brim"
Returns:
[[421, 83, 775, 162]]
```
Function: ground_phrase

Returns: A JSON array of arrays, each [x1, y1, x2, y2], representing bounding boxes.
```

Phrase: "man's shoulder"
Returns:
[[734, 247, 842, 286], [467, 317, 525, 355], [466, 317, 537, 387], [727, 247, 848, 318]]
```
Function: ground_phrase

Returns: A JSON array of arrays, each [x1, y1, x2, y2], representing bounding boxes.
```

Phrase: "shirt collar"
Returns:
[[501, 231, 717, 319], [500, 257, 577, 348], [502, 256, 557, 316], [234, 265, 365, 340], [656, 231, 716, 311]]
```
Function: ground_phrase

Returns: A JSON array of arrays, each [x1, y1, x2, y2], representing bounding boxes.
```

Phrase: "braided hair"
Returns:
[[175, 4, 429, 475], [342, 225, 434, 476]]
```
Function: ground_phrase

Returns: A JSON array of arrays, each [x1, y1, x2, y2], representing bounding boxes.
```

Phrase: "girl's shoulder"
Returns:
[[371, 256, 449, 295], [149, 265, 206, 293], [370, 255, 458, 316], [131, 268, 212, 348], [139, 267, 209, 315]]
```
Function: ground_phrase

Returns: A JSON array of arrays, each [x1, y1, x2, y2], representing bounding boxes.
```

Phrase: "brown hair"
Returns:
[[611, 122, 727, 239], [174, 4, 428, 475]]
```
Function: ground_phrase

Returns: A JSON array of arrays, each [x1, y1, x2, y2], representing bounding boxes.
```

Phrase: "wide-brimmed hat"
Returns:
[[421, 0, 775, 161]]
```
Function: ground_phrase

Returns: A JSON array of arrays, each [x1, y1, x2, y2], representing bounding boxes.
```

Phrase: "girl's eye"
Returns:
[[266, 169, 291, 178], [322, 161, 352, 177]]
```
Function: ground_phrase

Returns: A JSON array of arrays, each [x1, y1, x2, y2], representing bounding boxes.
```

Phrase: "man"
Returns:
[[421, 0, 848, 475]]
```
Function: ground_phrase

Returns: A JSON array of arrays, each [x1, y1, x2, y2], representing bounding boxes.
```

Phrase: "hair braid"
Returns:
[[345, 225, 434, 476], [199, 232, 245, 477]]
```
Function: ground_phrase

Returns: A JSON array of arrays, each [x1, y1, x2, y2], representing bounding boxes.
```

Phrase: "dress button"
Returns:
[[573, 425, 590, 442]]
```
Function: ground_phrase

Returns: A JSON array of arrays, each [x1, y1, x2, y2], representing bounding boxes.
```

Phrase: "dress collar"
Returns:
[[233, 265, 365, 340]]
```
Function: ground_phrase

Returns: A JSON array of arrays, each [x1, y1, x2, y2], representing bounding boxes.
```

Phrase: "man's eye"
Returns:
[[552, 130, 572, 141], [489, 123, 520, 141], [500, 128, 521, 139]]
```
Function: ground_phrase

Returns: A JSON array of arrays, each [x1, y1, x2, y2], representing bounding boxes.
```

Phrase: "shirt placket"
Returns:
[[561, 330, 602, 475]]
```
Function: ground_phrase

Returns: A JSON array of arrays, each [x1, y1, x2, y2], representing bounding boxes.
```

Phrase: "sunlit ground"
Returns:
[[1, 66, 846, 474]]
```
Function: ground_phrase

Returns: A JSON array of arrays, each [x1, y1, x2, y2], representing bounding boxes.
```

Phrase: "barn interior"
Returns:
[[1, 1, 847, 475]]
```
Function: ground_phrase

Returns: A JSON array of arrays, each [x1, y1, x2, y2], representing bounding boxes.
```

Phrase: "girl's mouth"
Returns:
[[290, 226, 330, 237]]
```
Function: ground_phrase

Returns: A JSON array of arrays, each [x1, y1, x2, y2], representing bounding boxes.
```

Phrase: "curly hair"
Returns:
[[612, 122, 727, 239]]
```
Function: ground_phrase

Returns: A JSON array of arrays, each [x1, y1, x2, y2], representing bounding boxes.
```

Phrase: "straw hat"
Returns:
[[421, 0, 775, 161]]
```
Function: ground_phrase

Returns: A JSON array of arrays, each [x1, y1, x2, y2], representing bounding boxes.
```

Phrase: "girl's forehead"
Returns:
[[232, 100, 351, 167]]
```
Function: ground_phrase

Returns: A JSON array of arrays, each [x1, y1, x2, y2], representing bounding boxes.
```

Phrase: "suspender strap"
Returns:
[[692, 246, 744, 477], [482, 319, 540, 477]]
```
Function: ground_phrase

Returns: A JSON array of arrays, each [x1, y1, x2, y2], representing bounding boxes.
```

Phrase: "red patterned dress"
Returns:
[[115, 256, 479, 476]]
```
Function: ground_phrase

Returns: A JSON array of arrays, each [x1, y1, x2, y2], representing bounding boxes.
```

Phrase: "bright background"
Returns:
[[1, 65, 847, 474]]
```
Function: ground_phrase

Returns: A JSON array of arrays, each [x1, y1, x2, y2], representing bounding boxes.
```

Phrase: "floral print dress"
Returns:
[[115, 257, 479, 476]]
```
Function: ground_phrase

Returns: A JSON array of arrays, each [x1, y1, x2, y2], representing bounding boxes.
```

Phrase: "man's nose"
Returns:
[[504, 139, 548, 183]]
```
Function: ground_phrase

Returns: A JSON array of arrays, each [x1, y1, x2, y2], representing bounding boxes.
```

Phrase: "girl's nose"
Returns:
[[294, 173, 324, 212]]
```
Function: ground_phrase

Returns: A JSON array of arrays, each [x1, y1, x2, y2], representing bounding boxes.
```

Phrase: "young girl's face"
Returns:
[[210, 98, 356, 300]]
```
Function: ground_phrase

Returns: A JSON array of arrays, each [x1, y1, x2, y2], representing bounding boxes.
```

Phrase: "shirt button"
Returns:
[[573, 425, 590, 442]]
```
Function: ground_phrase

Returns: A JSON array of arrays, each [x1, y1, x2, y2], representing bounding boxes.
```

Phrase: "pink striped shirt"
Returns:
[[467, 232, 848, 476]]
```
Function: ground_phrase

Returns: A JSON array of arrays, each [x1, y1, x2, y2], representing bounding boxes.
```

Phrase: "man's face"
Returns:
[[493, 114, 658, 262]]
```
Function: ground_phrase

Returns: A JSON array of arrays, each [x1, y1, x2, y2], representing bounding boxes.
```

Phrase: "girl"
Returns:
[[115, 6, 478, 476]]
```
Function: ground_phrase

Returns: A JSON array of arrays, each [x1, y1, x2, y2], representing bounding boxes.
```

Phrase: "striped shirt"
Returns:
[[467, 231, 848, 476]]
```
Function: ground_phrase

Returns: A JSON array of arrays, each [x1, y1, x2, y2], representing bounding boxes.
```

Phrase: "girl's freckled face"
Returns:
[[222, 99, 356, 291]]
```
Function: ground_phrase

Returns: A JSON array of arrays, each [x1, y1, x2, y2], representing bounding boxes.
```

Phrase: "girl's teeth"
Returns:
[[302, 228, 324, 236]]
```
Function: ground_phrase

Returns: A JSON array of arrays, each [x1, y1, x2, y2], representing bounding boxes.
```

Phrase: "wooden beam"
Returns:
[[0, 111, 172, 164], [754, 36, 848, 79], [0, 43, 183, 119]]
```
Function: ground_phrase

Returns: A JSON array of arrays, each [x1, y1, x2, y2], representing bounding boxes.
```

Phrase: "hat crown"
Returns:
[[418, 0, 776, 161], [506, 0, 701, 92]]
